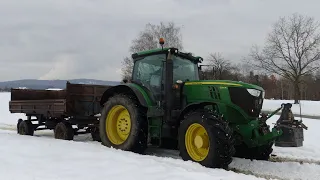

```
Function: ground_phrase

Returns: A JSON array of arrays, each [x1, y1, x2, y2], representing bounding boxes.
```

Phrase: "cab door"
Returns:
[[131, 54, 166, 104]]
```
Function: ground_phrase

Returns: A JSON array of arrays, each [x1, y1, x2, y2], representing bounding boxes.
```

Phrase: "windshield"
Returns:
[[173, 55, 199, 82]]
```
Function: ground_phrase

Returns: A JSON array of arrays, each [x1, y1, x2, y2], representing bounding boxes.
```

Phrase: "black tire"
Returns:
[[99, 94, 148, 154], [17, 119, 23, 134], [234, 141, 274, 160], [178, 109, 235, 169], [18, 120, 34, 136], [54, 121, 74, 140], [91, 127, 101, 142]]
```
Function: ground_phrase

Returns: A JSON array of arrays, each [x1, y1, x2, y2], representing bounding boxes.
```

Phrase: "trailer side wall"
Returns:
[[65, 83, 111, 116], [9, 83, 112, 118]]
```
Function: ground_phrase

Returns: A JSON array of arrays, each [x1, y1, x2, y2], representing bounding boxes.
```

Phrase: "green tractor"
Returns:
[[98, 39, 282, 168]]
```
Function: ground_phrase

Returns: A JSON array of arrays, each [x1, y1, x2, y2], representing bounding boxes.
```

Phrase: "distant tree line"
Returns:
[[0, 87, 11, 92], [121, 13, 320, 103], [200, 61, 320, 101]]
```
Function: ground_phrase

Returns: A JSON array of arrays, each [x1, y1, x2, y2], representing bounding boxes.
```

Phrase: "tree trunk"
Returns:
[[293, 81, 300, 104]]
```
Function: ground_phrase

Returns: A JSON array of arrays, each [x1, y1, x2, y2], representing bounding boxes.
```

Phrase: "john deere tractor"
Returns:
[[98, 39, 282, 168]]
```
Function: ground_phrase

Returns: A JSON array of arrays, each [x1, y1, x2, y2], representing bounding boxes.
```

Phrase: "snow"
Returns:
[[45, 88, 63, 91], [266, 115, 320, 161], [1, 91, 320, 179], [0, 130, 260, 180], [263, 99, 320, 117], [230, 158, 320, 180], [0, 92, 26, 126]]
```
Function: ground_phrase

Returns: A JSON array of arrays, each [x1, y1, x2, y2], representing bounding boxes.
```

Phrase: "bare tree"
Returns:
[[207, 52, 235, 79], [120, 57, 133, 81], [249, 13, 320, 104], [130, 22, 183, 53], [121, 22, 183, 80]]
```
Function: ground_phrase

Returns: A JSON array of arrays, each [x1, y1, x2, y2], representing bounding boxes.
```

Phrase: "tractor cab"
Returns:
[[130, 41, 203, 113]]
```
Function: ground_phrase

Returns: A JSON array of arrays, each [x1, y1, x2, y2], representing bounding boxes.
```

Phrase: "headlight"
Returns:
[[262, 91, 265, 98], [247, 88, 261, 97]]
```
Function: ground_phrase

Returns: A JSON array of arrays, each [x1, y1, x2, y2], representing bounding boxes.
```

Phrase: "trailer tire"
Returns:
[[54, 121, 74, 140], [17, 119, 23, 134], [178, 109, 235, 169], [99, 94, 148, 154], [18, 120, 34, 136]]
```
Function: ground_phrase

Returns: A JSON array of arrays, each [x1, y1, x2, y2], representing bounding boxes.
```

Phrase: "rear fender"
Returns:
[[99, 84, 153, 107]]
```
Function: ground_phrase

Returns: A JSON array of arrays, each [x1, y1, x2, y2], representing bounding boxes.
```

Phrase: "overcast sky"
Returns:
[[1, 0, 320, 82]]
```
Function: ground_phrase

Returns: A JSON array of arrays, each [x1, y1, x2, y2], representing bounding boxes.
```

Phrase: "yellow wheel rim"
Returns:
[[185, 123, 209, 161], [106, 105, 131, 145]]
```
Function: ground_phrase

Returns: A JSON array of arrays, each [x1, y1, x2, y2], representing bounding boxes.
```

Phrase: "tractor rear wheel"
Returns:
[[178, 109, 235, 169], [99, 94, 148, 154]]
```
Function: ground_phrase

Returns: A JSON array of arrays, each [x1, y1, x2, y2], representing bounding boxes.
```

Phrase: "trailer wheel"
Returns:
[[99, 94, 148, 154], [18, 120, 34, 136], [178, 109, 235, 169], [17, 119, 23, 134], [54, 121, 74, 140]]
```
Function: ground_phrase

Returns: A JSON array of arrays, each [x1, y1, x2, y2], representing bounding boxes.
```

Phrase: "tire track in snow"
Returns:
[[270, 155, 320, 165], [229, 157, 320, 180], [228, 167, 286, 180], [147, 148, 320, 180], [0, 124, 15, 131]]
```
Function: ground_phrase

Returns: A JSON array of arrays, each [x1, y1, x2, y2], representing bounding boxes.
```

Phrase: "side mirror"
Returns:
[[122, 79, 128, 84]]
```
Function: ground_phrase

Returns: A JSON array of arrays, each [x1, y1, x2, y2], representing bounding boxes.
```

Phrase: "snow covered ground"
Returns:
[[263, 99, 320, 117], [1, 92, 320, 180]]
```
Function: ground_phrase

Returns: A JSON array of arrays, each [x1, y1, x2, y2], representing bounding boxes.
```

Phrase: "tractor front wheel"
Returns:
[[178, 109, 235, 169], [99, 94, 148, 154]]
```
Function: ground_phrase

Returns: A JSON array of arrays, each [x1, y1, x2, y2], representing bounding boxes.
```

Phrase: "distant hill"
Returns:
[[0, 79, 121, 90]]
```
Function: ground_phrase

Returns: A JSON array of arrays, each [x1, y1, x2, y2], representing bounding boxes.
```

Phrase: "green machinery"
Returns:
[[98, 39, 283, 168]]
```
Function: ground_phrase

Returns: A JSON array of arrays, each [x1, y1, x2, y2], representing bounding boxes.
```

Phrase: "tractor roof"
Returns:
[[133, 47, 170, 57], [131, 47, 203, 63]]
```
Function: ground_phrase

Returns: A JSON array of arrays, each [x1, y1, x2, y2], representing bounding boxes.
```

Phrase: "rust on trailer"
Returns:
[[9, 82, 112, 118]]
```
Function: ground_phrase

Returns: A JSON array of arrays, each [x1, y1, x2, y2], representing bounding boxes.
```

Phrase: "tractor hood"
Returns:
[[184, 80, 264, 91], [182, 79, 265, 119]]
